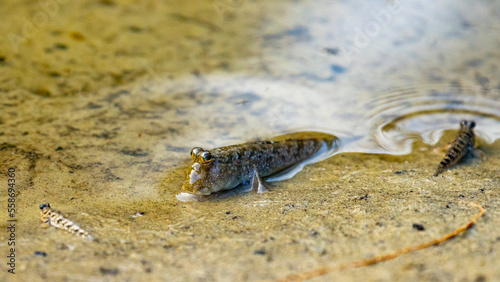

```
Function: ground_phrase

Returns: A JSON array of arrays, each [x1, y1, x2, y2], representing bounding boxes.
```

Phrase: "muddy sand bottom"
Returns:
[[1, 133, 498, 281]]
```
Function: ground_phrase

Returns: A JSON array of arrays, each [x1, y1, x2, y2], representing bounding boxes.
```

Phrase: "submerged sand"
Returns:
[[0, 1, 499, 281]]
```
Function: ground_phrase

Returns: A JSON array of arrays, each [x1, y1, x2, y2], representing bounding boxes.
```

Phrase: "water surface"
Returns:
[[1, 0, 499, 281]]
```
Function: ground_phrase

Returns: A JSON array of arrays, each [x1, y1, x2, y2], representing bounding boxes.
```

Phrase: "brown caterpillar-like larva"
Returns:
[[40, 203, 94, 241]]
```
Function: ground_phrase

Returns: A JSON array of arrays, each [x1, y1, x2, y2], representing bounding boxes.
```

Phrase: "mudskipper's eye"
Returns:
[[190, 147, 202, 159], [470, 121, 476, 128], [201, 152, 213, 163], [460, 120, 467, 127]]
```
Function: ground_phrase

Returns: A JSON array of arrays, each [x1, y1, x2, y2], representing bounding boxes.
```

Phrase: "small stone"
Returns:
[[253, 247, 266, 255], [412, 223, 425, 231], [324, 47, 339, 55], [309, 230, 319, 236], [99, 267, 119, 276], [34, 251, 47, 257]]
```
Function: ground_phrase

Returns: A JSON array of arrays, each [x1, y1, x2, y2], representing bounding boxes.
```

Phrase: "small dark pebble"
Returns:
[[412, 223, 425, 231], [99, 267, 119, 276], [55, 146, 63, 151], [254, 247, 266, 255], [22, 132, 29, 135], [458, 195, 465, 199], [226, 211, 231, 215], [184, 226, 190, 229], [359, 194, 369, 200], [349, 180, 354, 183], [232, 216, 238, 220], [479, 189, 484, 192], [69, 171, 73, 173], [324, 47, 339, 55], [309, 230, 319, 236], [394, 170, 408, 174], [34, 251, 47, 257]]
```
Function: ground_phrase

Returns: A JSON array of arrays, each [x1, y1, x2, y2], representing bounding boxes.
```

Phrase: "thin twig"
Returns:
[[278, 201, 485, 282]]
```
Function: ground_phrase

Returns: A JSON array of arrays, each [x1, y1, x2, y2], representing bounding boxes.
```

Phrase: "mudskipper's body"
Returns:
[[40, 203, 94, 240], [434, 120, 484, 176], [178, 137, 336, 201]]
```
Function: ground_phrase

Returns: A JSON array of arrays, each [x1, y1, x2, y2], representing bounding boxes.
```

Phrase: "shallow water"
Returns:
[[177, 84, 500, 201], [130, 74, 500, 179], [1, 0, 500, 281], [357, 84, 500, 154]]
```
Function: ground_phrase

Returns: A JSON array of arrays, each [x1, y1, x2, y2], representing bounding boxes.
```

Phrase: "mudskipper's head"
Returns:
[[460, 120, 476, 131], [181, 147, 216, 196]]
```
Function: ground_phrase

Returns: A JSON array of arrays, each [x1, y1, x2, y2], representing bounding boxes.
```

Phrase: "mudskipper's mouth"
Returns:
[[178, 185, 212, 202], [182, 182, 211, 196]]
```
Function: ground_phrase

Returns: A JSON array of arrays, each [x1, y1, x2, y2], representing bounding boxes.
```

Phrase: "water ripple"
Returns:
[[358, 84, 500, 155]]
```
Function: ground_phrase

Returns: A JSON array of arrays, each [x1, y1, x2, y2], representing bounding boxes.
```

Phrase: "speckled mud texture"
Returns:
[[1, 0, 499, 281]]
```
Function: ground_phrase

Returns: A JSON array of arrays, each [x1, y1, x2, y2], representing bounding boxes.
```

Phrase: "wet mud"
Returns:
[[0, 0, 499, 281]]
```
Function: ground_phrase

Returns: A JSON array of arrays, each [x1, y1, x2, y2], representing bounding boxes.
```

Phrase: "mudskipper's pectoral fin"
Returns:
[[239, 168, 270, 194], [252, 168, 269, 193], [470, 148, 487, 161]]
